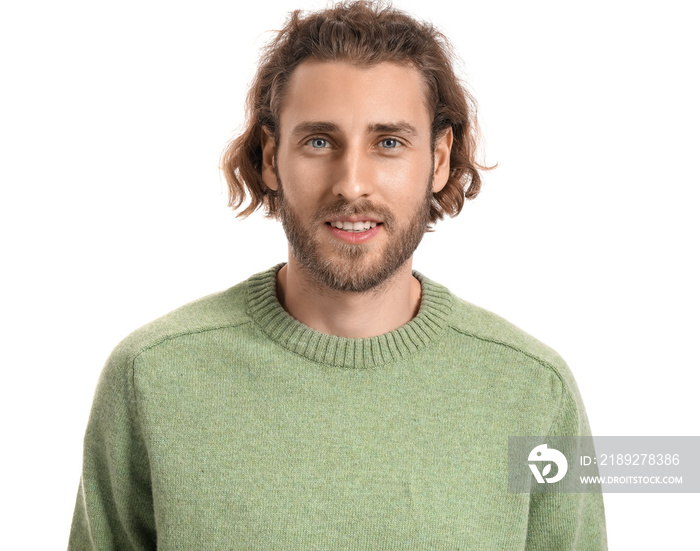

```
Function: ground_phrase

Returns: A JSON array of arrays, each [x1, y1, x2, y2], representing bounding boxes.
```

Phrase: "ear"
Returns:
[[431, 127, 453, 193], [261, 127, 278, 191]]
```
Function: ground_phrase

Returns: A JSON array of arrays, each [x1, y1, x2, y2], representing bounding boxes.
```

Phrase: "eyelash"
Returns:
[[379, 138, 400, 149], [308, 138, 329, 148], [305, 137, 403, 149]]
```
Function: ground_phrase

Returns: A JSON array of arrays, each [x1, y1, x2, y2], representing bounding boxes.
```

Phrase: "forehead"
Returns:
[[277, 60, 432, 135]]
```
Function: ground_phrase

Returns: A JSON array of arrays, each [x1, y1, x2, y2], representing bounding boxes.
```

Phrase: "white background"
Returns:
[[2, 0, 698, 548]]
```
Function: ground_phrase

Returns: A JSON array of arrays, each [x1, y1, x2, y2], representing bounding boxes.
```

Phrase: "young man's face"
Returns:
[[262, 60, 452, 292]]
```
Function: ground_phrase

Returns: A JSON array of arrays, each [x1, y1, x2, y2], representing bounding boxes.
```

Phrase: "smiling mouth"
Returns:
[[326, 221, 382, 233]]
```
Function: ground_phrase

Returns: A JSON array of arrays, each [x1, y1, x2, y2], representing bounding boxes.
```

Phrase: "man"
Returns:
[[69, 2, 607, 549]]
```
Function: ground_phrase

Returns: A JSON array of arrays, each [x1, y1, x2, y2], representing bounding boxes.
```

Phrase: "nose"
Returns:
[[331, 145, 374, 201]]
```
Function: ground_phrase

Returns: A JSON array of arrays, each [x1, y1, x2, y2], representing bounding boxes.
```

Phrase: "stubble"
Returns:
[[276, 171, 433, 294]]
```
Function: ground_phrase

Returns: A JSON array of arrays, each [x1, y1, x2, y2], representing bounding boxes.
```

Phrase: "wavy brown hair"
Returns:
[[221, 0, 491, 224]]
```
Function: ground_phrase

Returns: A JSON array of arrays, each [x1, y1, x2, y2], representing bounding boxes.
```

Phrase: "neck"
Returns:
[[276, 255, 422, 339]]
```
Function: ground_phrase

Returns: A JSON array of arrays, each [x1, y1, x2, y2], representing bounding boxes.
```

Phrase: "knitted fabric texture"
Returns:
[[68, 264, 607, 550]]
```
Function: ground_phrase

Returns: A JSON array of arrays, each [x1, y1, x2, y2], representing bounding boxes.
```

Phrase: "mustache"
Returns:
[[312, 198, 396, 226]]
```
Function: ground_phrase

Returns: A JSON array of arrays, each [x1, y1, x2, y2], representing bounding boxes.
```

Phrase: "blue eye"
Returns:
[[309, 138, 328, 148], [380, 138, 399, 148]]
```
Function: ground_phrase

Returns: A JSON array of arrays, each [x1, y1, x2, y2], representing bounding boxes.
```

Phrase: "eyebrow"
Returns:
[[290, 121, 420, 137], [367, 122, 419, 137], [290, 121, 340, 136]]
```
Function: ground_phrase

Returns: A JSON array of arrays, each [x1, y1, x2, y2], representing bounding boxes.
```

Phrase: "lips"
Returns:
[[326, 221, 382, 243], [316, 200, 392, 240], [327, 220, 379, 232]]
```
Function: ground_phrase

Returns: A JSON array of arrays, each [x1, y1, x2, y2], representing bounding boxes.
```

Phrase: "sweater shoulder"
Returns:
[[448, 296, 559, 363], [109, 277, 252, 364], [446, 293, 577, 389], [441, 288, 594, 434]]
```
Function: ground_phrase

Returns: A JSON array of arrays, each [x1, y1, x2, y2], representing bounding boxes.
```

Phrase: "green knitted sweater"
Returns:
[[69, 264, 607, 550]]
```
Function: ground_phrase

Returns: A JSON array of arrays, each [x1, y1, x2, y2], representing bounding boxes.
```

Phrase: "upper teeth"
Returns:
[[330, 221, 378, 231]]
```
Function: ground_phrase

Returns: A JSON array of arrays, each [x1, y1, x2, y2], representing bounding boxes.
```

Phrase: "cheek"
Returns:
[[277, 154, 320, 197], [278, 168, 326, 217], [378, 158, 433, 196]]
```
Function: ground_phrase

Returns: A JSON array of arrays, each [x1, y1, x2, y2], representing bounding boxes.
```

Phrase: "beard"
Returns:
[[276, 170, 434, 294]]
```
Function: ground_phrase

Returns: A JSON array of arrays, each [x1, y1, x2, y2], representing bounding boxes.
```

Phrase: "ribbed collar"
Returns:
[[246, 263, 454, 368]]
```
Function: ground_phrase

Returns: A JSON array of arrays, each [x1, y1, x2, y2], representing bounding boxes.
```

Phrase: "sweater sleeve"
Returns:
[[524, 383, 608, 550], [68, 345, 157, 551]]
